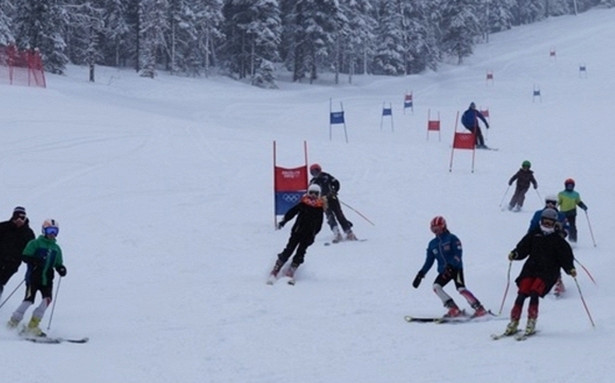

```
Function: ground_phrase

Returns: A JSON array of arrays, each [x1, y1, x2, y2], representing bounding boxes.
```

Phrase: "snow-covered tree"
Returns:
[[401, 0, 441, 74], [486, 0, 515, 33], [100, 0, 131, 67], [338, 0, 376, 81], [195, 0, 224, 77], [222, 0, 281, 87], [12, 0, 69, 74], [0, 1, 15, 45], [64, 0, 105, 82], [286, 0, 340, 83], [511, 0, 545, 24], [440, 0, 481, 64], [139, 0, 169, 78], [373, 0, 405, 75]]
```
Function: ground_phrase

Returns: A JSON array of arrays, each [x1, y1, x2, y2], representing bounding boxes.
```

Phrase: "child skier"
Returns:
[[528, 195, 569, 296], [558, 178, 588, 243], [7, 219, 66, 337], [501, 208, 576, 338], [507, 160, 538, 212], [268, 184, 325, 284], [412, 216, 487, 318]]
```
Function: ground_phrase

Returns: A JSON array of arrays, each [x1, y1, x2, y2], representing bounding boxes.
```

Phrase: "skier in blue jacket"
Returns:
[[412, 216, 487, 318], [461, 102, 489, 148]]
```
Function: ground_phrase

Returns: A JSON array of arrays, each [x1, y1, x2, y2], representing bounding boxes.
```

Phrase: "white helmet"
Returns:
[[42, 219, 59, 236], [545, 195, 557, 205], [307, 184, 321, 196]]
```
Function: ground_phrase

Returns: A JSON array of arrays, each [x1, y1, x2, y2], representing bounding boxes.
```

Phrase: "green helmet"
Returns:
[[522, 160, 531, 168]]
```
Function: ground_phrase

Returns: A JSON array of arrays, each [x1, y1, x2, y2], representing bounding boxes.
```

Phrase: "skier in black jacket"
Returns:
[[267, 184, 325, 283], [501, 208, 576, 337], [309, 163, 356, 243], [0, 207, 35, 301]]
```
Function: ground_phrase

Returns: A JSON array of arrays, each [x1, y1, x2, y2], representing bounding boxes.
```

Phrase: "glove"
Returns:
[[581, 205, 588, 211], [56, 265, 67, 277], [412, 271, 424, 288], [508, 251, 517, 261], [568, 268, 577, 278], [486, 124, 489, 129], [508, 181, 512, 186], [277, 221, 286, 230]]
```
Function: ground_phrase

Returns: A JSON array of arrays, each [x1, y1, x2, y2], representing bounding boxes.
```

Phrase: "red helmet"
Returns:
[[310, 163, 322, 175], [564, 178, 575, 186], [430, 216, 447, 235]]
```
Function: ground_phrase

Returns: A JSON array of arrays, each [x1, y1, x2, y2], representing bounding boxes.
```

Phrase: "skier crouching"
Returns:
[[268, 184, 325, 283]]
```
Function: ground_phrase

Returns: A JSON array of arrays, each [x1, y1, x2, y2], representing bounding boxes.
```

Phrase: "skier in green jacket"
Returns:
[[7, 219, 67, 337], [557, 178, 588, 243]]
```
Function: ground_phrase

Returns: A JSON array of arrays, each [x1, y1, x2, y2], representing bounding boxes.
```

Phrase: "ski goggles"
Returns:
[[44, 226, 59, 236], [540, 218, 556, 228]]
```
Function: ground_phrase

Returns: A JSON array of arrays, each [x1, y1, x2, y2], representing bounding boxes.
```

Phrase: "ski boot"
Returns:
[[26, 317, 46, 337], [345, 230, 357, 241], [270, 260, 283, 278], [267, 259, 284, 284], [503, 320, 519, 335], [6, 317, 19, 330], [554, 278, 566, 297], [332, 228, 343, 243], [524, 318, 537, 336], [443, 300, 462, 318], [285, 263, 299, 279], [472, 304, 488, 318]]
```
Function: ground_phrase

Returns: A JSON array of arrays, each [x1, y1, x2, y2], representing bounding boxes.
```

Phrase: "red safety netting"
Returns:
[[0, 45, 46, 88]]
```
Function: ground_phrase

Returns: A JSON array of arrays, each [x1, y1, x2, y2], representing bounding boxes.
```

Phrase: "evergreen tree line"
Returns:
[[0, 0, 612, 87]]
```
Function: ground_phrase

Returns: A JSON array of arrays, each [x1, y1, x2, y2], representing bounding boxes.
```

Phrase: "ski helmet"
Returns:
[[42, 219, 59, 236], [309, 163, 322, 176], [565, 178, 575, 186], [540, 208, 557, 234], [545, 195, 558, 206], [430, 216, 447, 235], [469, 102, 476, 109], [307, 183, 321, 197], [522, 160, 531, 168]]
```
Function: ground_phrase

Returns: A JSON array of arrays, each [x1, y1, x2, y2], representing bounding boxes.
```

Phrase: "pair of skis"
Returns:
[[491, 329, 537, 341], [21, 335, 89, 344], [404, 310, 497, 324]]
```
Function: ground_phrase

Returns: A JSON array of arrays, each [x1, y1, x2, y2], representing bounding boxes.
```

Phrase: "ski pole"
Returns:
[[574, 257, 597, 286], [497, 260, 512, 316], [340, 200, 375, 226], [498, 185, 511, 208], [534, 188, 542, 204], [573, 277, 595, 328], [47, 277, 62, 330], [584, 210, 597, 247], [0, 279, 25, 310]]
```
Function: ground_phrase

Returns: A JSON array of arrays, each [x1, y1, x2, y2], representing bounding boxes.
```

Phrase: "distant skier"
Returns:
[[7, 219, 67, 337], [501, 208, 576, 337], [0, 207, 35, 302], [412, 216, 487, 318], [461, 102, 489, 148], [268, 184, 325, 284], [507, 160, 538, 211], [309, 163, 357, 243], [557, 178, 588, 243]]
